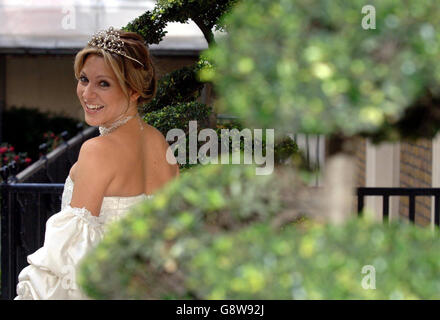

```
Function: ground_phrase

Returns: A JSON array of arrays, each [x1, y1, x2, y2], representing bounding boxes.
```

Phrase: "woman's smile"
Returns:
[[85, 104, 105, 114]]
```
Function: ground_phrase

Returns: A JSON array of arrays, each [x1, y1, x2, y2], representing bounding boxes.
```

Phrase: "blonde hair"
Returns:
[[74, 31, 157, 113]]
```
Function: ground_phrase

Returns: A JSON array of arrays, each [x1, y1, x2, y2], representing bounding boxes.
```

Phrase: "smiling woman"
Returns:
[[73, 27, 157, 129], [14, 27, 179, 300], [76, 54, 139, 128]]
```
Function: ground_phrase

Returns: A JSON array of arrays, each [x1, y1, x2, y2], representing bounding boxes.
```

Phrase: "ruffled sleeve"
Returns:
[[14, 205, 104, 300]]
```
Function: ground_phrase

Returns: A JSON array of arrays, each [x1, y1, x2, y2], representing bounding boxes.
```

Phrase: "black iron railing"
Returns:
[[0, 182, 64, 300], [357, 187, 440, 226], [0, 124, 98, 185], [0, 125, 99, 300]]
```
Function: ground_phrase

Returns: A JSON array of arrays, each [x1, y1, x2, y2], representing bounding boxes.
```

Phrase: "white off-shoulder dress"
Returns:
[[14, 175, 152, 300]]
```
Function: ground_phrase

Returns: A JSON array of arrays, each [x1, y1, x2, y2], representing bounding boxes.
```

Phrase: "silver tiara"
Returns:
[[87, 26, 144, 68]]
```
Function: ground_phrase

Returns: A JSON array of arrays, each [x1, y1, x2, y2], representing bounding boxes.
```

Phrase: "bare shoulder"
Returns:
[[145, 124, 175, 156], [77, 136, 114, 168], [69, 136, 115, 216], [145, 124, 167, 145], [145, 124, 180, 178], [76, 136, 118, 185], [70, 136, 114, 180]]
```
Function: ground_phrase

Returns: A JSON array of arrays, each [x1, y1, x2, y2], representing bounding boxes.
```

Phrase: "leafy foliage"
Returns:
[[144, 101, 212, 136], [145, 105, 300, 171], [185, 217, 440, 299], [122, 10, 168, 45], [141, 65, 206, 114], [78, 163, 440, 299], [156, 0, 238, 30], [364, 91, 440, 143], [201, 0, 440, 139], [124, 0, 239, 45], [123, 0, 232, 141]]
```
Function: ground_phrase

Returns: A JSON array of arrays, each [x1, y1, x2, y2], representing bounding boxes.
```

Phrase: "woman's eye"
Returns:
[[79, 76, 108, 87]]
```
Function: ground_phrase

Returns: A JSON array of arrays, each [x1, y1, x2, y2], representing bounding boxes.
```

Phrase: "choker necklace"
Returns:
[[99, 114, 144, 136], [99, 115, 134, 136]]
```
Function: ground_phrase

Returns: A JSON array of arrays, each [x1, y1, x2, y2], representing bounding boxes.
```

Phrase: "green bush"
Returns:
[[78, 163, 440, 299], [144, 101, 212, 136], [215, 121, 302, 166], [124, 0, 238, 123], [145, 103, 301, 171], [141, 65, 205, 114], [124, 0, 239, 46], [78, 164, 291, 299], [184, 217, 440, 299], [201, 0, 440, 139]]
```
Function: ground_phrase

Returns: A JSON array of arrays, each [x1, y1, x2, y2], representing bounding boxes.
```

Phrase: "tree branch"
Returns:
[[192, 17, 215, 47]]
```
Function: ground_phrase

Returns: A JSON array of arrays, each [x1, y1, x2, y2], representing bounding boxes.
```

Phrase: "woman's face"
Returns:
[[76, 54, 139, 127]]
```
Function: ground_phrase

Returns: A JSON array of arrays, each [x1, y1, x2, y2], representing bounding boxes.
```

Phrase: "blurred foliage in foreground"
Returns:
[[200, 0, 440, 141], [77, 164, 311, 299], [185, 217, 440, 299], [78, 164, 440, 299]]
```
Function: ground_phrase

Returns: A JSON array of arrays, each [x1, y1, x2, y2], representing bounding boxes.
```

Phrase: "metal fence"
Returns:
[[0, 125, 99, 300], [357, 187, 440, 226], [1, 182, 64, 300], [1, 124, 98, 184]]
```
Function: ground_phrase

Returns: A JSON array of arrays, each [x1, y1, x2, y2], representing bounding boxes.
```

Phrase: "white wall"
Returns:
[[365, 140, 400, 221]]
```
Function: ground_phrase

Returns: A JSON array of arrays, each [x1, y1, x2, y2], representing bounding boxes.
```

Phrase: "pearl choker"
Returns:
[[99, 114, 144, 136]]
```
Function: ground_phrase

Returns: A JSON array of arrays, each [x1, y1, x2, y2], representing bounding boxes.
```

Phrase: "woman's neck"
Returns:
[[99, 113, 143, 136]]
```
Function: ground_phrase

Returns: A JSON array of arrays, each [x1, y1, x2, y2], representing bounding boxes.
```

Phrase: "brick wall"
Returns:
[[399, 139, 432, 227]]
